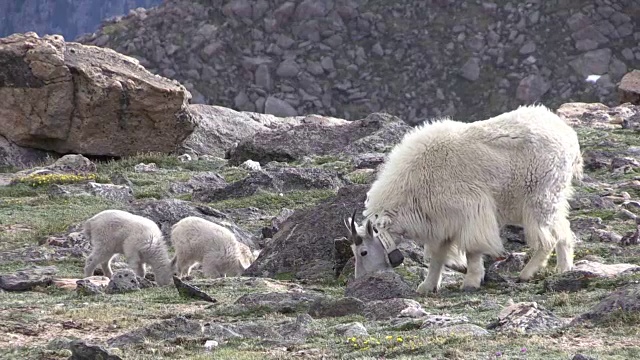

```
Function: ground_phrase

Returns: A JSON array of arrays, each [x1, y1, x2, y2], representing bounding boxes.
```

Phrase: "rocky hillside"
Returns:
[[76, 0, 640, 123], [0, 0, 162, 40], [1, 21, 640, 360]]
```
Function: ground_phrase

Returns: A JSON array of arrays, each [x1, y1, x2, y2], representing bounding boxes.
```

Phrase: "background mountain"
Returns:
[[75, 0, 640, 123], [0, 0, 162, 41]]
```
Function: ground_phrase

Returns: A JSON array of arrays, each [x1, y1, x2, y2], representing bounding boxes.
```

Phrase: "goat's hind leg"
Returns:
[[552, 216, 574, 273], [84, 251, 113, 278], [519, 224, 556, 281], [417, 243, 450, 295], [126, 252, 145, 278], [461, 252, 484, 292]]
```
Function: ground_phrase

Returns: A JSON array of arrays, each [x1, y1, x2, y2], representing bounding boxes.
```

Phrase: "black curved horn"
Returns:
[[350, 208, 357, 235]]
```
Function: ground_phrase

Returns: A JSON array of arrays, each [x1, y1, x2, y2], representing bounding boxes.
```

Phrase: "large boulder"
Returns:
[[243, 185, 369, 282], [226, 113, 411, 165], [0, 32, 195, 157], [619, 70, 640, 105]]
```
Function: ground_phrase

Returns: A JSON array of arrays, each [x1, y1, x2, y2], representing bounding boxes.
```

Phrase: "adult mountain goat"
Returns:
[[170, 216, 259, 278], [82, 209, 173, 286], [345, 104, 583, 294]]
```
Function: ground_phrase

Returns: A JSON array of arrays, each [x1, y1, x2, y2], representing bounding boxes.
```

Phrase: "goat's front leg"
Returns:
[[417, 244, 449, 294]]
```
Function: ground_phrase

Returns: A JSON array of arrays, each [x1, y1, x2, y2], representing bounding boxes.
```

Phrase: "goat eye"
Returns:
[[360, 250, 368, 256], [373, 227, 378, 234]]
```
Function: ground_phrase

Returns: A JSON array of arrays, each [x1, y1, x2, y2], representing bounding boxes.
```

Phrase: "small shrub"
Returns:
[[11, 173, 97, 187]]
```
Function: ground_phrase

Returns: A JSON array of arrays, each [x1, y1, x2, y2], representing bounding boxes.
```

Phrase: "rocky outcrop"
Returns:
[[0, 32, 195, 157], [181, 104, 313, 157], [76, 0, 640, 124], [227, 112, 411, 165], [243, 184, 368, 282], [0, 0, 162, 40]]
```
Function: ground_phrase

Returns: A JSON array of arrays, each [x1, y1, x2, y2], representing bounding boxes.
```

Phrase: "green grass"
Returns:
[[0, 196, 125, 251]]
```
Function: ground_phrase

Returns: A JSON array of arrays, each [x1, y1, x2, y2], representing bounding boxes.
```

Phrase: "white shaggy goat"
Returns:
[[345, 104, 583, 294], [82, 209, 173, 286], [170, 216, 259, 278]]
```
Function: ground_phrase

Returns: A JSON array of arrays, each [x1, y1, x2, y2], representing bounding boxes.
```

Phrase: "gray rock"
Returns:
[[105, 269, 153, 294], [420, 314, 469, 329], [169, 172, 228, 195], [334, 322, 368, 337], [345, 270, 419, 302], [364, 298, 423, 320], [352, 153, 386, 169], [0, 134, 52, 169], [48, 154, 96, 173], [0, 266, 56, 291], [519, 41, 536, 55], [192, 167, 348, 202], [68, 339, 122, 360], [460, 57, 481, 81], [85, 182, 134, 203], [75, 279, 106, 296], [572, 355, 597, 360], [488, 252, 528, 273], [255, 64, 273, 90], [173, 276, 217, 303], [276, 59, 300, 78], [488, 302, 567, 333], [182, 104, 285, 158], [320, 56, 335, 71], [516, 74, 550, 102], [261, 208, 295, 239], [264, 96, 298, 117], [569, 48, 613, 77], [308, 296, 365, 318], [572, 283, 640, 325]]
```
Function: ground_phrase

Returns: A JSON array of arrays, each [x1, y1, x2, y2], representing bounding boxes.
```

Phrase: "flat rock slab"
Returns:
[[543, 260, 640, 292], [557, 102, 640, 130], [234, 291, 325, 314], [0, 265, 57, 291], [173, 276, 217, 303], [52, 276, 109, 291]]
